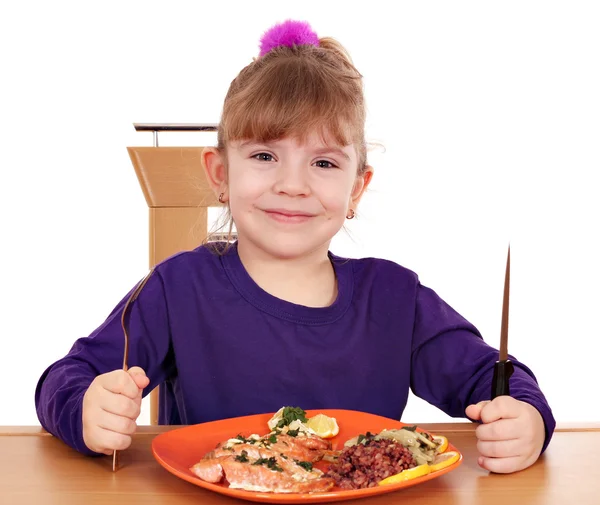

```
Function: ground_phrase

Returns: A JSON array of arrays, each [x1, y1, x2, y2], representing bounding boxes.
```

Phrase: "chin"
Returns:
[[254, 234, 332, 260]]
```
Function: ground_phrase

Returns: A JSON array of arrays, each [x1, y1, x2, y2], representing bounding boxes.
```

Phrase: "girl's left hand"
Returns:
[[465, 396, 546, 473]]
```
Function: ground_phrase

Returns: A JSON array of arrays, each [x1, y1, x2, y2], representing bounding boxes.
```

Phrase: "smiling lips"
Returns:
[[263, 208, 315, 224]]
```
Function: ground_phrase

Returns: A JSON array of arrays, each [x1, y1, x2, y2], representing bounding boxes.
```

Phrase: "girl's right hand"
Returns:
[[82, 366, 150, 455]]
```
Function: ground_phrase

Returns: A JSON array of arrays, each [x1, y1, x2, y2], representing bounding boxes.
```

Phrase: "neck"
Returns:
[[236, 238, 337, 307]]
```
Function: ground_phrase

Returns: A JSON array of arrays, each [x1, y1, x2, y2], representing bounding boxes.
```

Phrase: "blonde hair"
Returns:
[[206, 35, 367, 247]]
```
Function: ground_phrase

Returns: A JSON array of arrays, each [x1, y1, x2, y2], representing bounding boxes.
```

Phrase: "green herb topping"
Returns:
[[275, 407, 308, 428], [234, 434, 257, 444], [357, 432, 376, 445], [295, 460, 313, 471], [252, 457, 283, 472], [234, 450, 249, 463]]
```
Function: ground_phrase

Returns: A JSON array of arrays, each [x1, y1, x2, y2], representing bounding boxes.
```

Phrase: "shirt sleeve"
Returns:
[[34, 269, 174, 456], [410, 282, 556, 454]]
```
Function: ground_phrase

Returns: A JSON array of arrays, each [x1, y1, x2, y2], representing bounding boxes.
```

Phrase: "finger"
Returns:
[[128, 366, 150, 391], [92, 427, 133, 453], [98, 388, 141, 420], [131, 375, 150, 391], [101, 370, 140, 399], [97, 412, 138, 436], [128, 366, 146, 377], [466, 401, 490, 421], [477, 438, 522, 459], [476, 418, 520, 441], [480, 396, 521, 424], [478, 455, 524, 474]]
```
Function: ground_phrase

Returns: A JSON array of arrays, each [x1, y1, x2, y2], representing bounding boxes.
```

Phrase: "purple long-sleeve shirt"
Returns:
[[35, 243, 555, 456]]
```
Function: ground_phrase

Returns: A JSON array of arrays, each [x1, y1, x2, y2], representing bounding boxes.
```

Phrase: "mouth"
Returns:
[[262, 209, 316, 224]]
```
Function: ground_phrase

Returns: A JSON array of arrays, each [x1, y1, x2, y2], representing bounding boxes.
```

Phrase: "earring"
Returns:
[[346, 209, 355, 220], [218, 192, 225, 203]]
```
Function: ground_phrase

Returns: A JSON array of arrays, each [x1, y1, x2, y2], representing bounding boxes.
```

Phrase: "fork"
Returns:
[[112, 268, 155, 472]]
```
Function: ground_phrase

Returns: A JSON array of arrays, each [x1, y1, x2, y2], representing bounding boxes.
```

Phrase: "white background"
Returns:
[[1, 1, 598, 426]]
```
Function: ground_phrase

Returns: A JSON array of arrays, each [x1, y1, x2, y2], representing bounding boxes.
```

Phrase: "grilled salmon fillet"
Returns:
[[190, 431, 335, 493]]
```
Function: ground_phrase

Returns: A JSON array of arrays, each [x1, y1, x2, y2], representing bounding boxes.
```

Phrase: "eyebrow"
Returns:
[[238, 141, 351, 161], [313, 147, 351, 162]]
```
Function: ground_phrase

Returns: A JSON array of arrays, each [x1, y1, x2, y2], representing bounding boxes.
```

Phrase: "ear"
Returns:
[[201, 147, 228, 200], [350, 165, 374, 207]]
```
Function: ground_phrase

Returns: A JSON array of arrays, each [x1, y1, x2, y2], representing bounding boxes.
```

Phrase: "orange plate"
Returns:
[[152, 409, 462, 504]]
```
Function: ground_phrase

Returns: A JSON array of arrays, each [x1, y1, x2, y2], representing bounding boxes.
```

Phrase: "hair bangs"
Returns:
[[220, 55, 363, 149]]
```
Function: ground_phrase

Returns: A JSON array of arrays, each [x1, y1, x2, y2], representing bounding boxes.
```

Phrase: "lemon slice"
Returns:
[[305, 414, 339, 438], [378, 464, 431, 485], [429, 451, 460, 472], [432, 435, 448, 453]]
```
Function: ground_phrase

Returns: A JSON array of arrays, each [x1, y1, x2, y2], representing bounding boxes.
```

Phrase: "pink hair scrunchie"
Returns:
[[259, 20, 319, 57]]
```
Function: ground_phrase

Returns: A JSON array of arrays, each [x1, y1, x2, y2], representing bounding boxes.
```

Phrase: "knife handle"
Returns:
[[491, 360, 514, 399]]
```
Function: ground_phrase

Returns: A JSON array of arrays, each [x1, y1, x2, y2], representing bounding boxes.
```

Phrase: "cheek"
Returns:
[[227, 172, 271, 221], [228, 169, 264, 201], [319, 179, 354, 212], [327, 196, 351, 213]]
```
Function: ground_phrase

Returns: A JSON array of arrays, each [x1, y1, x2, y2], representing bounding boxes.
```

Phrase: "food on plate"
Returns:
[[325, 426, 453, 489], [343, 426, 445, 465], [189, 407, 458, 493], [306, 413, 340, 439], [325, 437, 419, 489], [378, 463, 431, 485], [190, 407, 336, 493], [267, 406, 308, 430], [190, 430, 335, 493], [428, 451, 460, 472], [266, 406, 339, 438], [432, 434, 449, 453]]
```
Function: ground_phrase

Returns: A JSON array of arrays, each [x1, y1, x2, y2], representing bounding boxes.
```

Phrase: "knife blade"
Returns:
[[491, 245, 514, 399]]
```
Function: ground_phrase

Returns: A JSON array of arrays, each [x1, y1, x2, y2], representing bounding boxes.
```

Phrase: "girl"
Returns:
[[35, 20, 554, 475]]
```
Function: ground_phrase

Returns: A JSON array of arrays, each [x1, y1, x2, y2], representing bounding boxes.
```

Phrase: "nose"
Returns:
[[272, 162, 310, 197]]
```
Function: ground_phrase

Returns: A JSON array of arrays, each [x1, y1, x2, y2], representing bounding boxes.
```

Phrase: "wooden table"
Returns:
[[2, 423, 599, 504]]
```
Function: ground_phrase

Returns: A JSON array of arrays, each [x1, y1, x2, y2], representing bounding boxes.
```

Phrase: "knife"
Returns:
[[491, 245, 514, 399]]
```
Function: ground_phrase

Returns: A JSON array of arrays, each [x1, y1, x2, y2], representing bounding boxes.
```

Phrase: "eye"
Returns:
[[314, 159, 337, 169], [252, 152, 275, 162]]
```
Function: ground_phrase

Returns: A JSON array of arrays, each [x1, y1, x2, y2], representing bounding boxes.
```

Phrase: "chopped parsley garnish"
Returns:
[[252, 457, 283, 472], [287, 429, 299, 437], [268, 433, 278, 444], [275, 407, 308, 428], [235, 434, 257, 444], [357, 432, 376, 445], [295, 460, 313, 471], [403, 425, 418, 432], [234, 450, 249, 463]]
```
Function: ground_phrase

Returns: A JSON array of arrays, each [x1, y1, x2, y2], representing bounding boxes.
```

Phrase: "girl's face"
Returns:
[[223, 132, 370, 260]]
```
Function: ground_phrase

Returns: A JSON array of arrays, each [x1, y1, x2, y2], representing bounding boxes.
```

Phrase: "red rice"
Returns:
[[325, 438, 417, 490]]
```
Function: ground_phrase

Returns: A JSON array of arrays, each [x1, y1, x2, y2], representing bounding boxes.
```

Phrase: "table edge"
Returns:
[[1, 422, 598, 436]]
